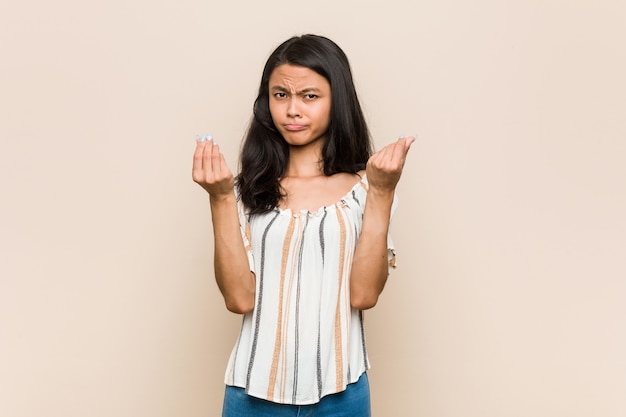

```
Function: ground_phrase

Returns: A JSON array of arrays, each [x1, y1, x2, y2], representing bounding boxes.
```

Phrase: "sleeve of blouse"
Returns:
[[387, 193, 399, 272], [235, 194, 256, 274]]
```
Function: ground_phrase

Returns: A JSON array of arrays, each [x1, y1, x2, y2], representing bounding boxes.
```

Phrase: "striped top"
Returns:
[[225, 175, 397, 405]]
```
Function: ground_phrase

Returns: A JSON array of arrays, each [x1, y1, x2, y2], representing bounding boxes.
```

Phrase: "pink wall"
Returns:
[[1, 1, 625, 416]]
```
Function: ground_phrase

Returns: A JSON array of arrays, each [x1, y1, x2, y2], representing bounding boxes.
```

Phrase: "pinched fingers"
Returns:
[[389, 135, 414, 164], [192, 135, 234, 195], [366, 135, 415, 191], [369, 136, 414, 171]]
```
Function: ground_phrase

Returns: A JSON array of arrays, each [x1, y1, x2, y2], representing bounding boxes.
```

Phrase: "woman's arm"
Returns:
[[192, 138, 255, 314], [350, 136, 414, 310]]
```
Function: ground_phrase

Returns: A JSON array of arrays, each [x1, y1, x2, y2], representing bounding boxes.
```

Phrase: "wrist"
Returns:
[[367, 185, 395, 200], [209, 191, 237, 206]]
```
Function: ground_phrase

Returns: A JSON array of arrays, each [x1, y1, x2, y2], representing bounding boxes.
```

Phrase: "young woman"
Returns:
[[193, 34, 414, 417]]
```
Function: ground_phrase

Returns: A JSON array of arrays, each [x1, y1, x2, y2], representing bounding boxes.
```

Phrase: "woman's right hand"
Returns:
[[192, 136, 235, 197], [192, 136, 255, 314]]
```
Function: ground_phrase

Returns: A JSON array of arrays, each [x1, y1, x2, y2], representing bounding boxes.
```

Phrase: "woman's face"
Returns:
[[268, 64, 332, 149]]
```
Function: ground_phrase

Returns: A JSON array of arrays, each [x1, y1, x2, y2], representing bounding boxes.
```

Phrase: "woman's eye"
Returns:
[[274, 92, 287, 98], [304, 94, 318, 100]]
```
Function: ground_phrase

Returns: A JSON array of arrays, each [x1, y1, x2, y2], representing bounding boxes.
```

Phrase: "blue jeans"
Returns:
[[222, 372, 371, 417]]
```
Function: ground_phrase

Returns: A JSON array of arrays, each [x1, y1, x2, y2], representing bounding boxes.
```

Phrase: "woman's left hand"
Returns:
[[366, 136, 415, 193]]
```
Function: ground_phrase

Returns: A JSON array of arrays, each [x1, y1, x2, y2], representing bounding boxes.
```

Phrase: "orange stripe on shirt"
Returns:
[[267, 215, 296, 400], [334, 204, 347, 390]]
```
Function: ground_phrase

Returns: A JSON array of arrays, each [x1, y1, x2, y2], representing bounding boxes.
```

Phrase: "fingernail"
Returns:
[[399, 134, 405, 138], [206, 133, 213, 141]]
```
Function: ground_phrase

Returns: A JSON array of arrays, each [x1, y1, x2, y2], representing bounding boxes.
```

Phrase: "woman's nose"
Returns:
[[286, 98, 301, 118]]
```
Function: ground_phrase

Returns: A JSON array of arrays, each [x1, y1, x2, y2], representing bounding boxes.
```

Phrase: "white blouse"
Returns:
[[225, 176, 397, 405]]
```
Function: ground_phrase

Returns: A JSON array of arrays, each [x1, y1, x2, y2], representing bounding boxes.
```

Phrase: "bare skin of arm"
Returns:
[[192, 139, 255, 314], [350, 136, 415, 310]]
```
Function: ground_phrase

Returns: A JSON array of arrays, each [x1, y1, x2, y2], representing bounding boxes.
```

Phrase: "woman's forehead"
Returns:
[[269, 64, 329, 90]]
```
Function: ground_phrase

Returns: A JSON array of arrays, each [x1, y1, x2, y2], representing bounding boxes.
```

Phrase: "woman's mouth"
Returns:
[[284, 124, 306, 131]]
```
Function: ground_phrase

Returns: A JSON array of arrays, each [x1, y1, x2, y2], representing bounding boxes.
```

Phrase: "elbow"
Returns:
[[218, 271, 256, 314], [225, 296, 255, 314], [224, 285, 255, 314], [350, 274, 387, 310], [350, 292, 380, 310]]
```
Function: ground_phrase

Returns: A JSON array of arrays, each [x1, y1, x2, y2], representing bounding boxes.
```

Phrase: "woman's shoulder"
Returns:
[[331, 171, 368, 201], [353, 170, 368, 190], [338, 171, 368, 207], [335, 171, 365, 188]]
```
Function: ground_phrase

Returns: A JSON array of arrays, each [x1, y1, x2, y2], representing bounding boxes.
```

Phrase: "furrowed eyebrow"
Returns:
[[270, 86, 322, 95], [298, 87, 321, 94]]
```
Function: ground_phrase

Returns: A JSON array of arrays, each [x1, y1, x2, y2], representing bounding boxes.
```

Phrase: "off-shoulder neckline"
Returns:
[[275, 174, 368, 216]]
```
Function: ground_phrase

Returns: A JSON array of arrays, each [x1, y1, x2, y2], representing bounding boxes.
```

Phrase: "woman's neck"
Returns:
[[284, 142, 325, 178]]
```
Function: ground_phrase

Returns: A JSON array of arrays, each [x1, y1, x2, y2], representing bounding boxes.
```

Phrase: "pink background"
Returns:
[[1, 1, 625, 415]]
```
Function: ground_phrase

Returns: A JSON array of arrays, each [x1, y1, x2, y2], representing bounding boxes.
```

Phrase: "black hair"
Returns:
[[236, 34, 373, 214]]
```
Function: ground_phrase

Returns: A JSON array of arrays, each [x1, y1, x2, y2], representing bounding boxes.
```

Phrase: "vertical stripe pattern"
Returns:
[[333, 203, 347, 391], [226, 176, 397, 405], [266, 215, 296, 399], [246, 211, 280, 390], [292, 215, 309, 402]]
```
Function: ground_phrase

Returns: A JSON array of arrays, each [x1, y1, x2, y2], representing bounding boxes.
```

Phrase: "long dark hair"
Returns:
[[236, 34, 373, 214]]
